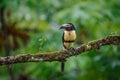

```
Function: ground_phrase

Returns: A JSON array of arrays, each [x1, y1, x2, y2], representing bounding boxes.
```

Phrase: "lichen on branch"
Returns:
[[0, 35, 120, 65]]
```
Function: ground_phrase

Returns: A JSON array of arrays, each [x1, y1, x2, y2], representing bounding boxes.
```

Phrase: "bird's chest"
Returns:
[[64, 30, 76, 40]]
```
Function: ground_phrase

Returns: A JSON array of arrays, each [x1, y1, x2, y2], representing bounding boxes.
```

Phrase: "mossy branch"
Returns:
[[0, 35, 120, 66]]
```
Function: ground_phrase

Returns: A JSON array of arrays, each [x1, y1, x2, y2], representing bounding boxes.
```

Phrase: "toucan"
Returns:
[[59, 23, 76, 72]]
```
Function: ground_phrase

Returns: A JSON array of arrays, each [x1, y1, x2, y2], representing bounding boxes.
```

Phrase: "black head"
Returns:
[[59, 23, 76, 31]]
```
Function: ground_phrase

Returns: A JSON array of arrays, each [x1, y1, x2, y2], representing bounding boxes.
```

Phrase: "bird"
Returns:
[[59, 23, 76, 72]]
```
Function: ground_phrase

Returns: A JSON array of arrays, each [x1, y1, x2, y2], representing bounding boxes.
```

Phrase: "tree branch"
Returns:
[[0, 35, 120, 66]]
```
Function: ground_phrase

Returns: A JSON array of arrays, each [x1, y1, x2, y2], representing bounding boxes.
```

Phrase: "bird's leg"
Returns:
[[64, 49, 69, 54], [66, 47, 76, 54], [70, 47, 76, 51]]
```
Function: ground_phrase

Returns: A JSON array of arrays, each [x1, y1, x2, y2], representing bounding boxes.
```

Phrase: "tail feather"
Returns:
[[61, 61, 65, 72]]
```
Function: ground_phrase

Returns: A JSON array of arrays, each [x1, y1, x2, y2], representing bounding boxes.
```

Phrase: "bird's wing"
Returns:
[[62, 32, 66, 49]]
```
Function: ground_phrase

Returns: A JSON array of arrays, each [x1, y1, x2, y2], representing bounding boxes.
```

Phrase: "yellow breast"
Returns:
[[64, 30, 76, 41]]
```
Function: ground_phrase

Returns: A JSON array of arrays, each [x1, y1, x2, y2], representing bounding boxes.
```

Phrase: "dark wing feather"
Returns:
[[62, 32, 64, 45], [62, 32, 66, 49]]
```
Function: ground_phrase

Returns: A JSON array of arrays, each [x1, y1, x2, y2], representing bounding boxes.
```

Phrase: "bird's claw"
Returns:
[[70, 47, 75, 51], [64, 49, 69, 54], [67, 47, 76, 54]]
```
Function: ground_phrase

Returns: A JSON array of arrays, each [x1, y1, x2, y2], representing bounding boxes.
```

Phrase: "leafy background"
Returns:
[[0, 0, 120, 80]]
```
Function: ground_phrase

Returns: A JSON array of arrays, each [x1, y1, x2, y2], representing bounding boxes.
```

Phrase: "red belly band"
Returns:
[[64, 40, 75, 43]]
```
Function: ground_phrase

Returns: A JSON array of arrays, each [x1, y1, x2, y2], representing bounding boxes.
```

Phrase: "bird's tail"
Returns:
[[61, 61, 65, 72]]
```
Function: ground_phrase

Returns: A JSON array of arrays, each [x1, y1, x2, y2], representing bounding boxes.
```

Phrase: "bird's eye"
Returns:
[[66, 24, 71, 27], [62, 24, 71, 27], [66, 25, 69, 26]]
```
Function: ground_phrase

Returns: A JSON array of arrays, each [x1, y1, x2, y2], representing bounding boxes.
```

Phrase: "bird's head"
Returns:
[[59, 23, 76, 31]]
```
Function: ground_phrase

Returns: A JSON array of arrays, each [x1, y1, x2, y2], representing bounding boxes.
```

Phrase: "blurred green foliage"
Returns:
[[0, 0, 120, 80]]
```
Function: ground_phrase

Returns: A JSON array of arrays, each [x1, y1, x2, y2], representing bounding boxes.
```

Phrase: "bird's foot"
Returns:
[[70, 47, 76, 51], [64, 49, 69, 54], [67, 47, 76, 54]]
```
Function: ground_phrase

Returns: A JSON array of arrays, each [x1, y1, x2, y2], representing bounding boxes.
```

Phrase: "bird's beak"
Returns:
[[59, 26, 64, 30]]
